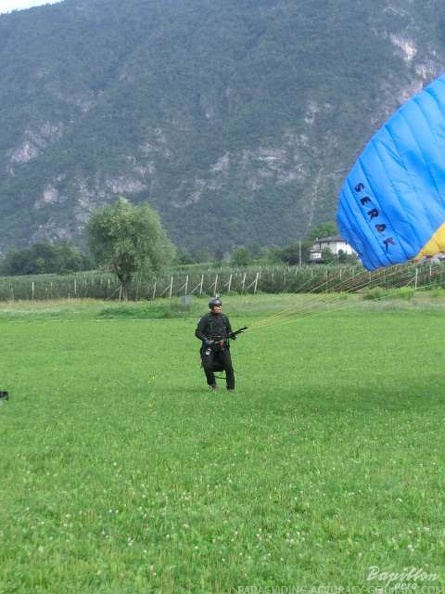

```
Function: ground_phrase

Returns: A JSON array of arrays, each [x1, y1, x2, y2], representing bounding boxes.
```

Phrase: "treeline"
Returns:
[[0, 242, 92, 276], [177, 241, 358, 268], [0, 235, 357, 278]]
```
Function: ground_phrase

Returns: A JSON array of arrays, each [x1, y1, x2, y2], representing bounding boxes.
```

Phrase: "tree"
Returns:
[[309, 222, 338, 241], [0, 242, 91, 276], [231, 247, 253, 267], [271, 241, 312, 266], [86, 197, 175, 300]]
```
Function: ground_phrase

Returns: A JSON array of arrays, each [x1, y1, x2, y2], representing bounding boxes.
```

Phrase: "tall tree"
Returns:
[[87, 197, 175, 300]]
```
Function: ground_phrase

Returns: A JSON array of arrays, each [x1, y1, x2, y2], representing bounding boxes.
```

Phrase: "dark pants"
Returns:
[[201, 347, 235, 390]]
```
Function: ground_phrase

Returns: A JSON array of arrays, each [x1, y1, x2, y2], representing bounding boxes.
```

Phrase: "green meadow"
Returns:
[[0, 293, 444, 593]]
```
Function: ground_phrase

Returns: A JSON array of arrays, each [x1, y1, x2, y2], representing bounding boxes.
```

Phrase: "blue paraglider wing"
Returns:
[[337, 75, 445, 270]]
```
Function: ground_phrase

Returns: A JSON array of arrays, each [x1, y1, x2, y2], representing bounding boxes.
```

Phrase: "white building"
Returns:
[[309, 235, 356, 262]]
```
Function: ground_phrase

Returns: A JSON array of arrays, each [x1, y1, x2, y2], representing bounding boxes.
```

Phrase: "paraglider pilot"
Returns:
[[195, 298, 236, 392]]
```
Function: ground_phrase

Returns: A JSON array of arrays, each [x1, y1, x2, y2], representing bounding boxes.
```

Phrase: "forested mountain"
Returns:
[[1, 0, 445, 255]]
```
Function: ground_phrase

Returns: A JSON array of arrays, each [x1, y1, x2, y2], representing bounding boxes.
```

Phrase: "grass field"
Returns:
[[0, 293, 444, 593]]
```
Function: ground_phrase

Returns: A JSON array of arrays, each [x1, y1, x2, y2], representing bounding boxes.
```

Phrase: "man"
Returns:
[[195, 298, 236, 392]]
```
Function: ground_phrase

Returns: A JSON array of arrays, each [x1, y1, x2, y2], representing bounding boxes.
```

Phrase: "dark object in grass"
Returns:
[[0, 391, 9, 400]]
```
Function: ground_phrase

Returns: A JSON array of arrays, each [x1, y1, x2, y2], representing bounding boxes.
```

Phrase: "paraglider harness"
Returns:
[[200, 326, 248, 373]]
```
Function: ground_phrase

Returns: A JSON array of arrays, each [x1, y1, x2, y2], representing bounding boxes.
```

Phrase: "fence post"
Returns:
[[199, 275, 204, 295], [152, 282, 157, 301], [212, 274, 218, 296], [253, 272, 259, 294], [227, 273, 232, 293], [31, 281, 35, 300], [241, 272, 246, 293], [169, 276, 174, 298], [184, 275, 189, 295]]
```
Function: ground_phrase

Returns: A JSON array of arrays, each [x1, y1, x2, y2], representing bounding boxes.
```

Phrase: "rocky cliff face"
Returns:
[[1, 0, 445, 255]]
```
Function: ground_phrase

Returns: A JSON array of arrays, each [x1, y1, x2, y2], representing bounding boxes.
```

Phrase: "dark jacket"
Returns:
[[195, 312, 234, 344]]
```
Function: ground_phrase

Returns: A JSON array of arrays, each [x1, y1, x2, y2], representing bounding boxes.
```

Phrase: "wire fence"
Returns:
[[0, 262, 444, 301]]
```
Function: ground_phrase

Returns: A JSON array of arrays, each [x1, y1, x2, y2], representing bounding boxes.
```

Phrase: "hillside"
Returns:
[[1, 0, 445, 255]]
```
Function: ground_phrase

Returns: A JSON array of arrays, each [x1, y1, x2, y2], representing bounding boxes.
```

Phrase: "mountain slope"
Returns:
[[1, 0, 445, 254]]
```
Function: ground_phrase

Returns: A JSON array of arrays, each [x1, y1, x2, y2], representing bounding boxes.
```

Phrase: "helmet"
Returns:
[[209, 298, 222, 309]]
